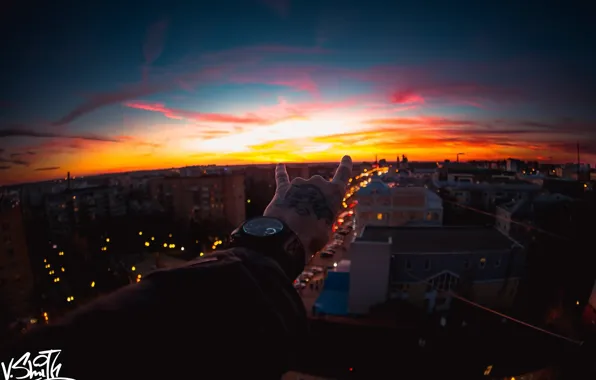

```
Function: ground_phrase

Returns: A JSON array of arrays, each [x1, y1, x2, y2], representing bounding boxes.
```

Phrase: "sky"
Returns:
[[1, 0, 595, 184]]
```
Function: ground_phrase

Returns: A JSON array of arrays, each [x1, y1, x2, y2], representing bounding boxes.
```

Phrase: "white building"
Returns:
[[354, 178, 443, 233]]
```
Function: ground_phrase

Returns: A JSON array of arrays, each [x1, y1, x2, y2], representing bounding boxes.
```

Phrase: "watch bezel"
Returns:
[[241, 216, 285, 237]]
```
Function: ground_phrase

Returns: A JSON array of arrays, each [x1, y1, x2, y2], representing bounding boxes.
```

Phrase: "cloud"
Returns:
[[0, 127, 120, 142], [0, 165, 10, 170], [142, 18, 169, 81], [10, 151, 36, 158], [34, 166, 60, 171], [53, 44, 326, 126], [125, 102, 270, 124]]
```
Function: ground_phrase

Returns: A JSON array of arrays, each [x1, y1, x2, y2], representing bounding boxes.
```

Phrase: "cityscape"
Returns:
[[1, 156, 596, 378], [2, 0, 596, 378]]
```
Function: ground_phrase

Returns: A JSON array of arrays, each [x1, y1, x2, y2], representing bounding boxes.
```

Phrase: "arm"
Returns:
[[1, 247, 307, 380]]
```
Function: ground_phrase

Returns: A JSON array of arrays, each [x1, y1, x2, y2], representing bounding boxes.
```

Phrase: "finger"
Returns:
[[331, 155, 353, 187], [275, 164, 291, 193]]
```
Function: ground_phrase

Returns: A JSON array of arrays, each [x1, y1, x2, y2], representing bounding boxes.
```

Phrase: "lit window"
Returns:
[[376, 213, 383, 220], [479, 258, 486, 269]]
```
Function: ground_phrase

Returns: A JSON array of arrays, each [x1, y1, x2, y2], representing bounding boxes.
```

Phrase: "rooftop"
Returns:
[[357, 226, 516, 253]]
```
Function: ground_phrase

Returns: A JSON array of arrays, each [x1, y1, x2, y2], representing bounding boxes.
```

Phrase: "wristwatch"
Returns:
[[229, 216, 306, 280]]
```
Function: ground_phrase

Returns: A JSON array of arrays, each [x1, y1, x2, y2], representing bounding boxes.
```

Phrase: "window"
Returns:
[[463, 259, 470, 269], [479, 257, 486, 269], [494, 258, 501, 268], [405, 259, 412, 271], [376, 213, 383, 220], [424, 259, 431, 271]]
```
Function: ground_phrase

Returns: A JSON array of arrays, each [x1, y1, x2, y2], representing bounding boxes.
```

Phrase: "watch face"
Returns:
[[242, 217, 284, 237]]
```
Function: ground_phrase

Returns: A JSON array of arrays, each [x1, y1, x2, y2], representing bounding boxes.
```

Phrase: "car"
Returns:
[[302, 271, 314, 278], [320, 251, 334, 258], [311, 266, 323, 274]]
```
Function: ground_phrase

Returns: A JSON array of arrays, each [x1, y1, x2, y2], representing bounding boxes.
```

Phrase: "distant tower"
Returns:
[[67, 172, 71, 190]]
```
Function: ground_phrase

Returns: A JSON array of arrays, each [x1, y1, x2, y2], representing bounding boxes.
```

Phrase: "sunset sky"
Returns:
[[1, 0, 595, 184]]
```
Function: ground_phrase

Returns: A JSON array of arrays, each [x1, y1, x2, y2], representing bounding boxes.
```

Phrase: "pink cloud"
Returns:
[[125, 101, 286, 125]]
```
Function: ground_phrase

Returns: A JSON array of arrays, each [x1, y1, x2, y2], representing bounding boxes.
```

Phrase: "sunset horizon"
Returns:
[[2, 1, 595, 185]]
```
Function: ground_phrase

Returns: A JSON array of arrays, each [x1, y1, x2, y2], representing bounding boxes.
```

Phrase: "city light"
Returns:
[[101, 246, 107, 251], [145, 242, 150, 247], [181, 247, 185, 251], [169, 233, 172, 238], [247, 199, 251, 204], [151, 237, 155, 241], [138, 231, 143, 236], [58, 251, 64, 256], [200, 252, 204, 256], [333, 262, 338, 267], [91, 281, 95, 288], [43, 312, 48, 322], [131, 266, 136, 271], [53, 277, 60, 282], [106, 238, 110, 242], [66, 296, 74, 302], [169, 243, 175, 248], [61, 267, 65, 272], [43, 259, 47, 263], [484, 365, 493, 376], [163, 243, 167, 247]]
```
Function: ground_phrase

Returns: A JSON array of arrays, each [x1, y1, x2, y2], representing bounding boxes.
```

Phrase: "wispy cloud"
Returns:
[[34, 166, 60, 171], [0, 127, 120, 142]]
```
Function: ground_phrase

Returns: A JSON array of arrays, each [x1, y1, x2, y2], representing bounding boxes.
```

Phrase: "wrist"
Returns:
[[229, 217, 306, 280]]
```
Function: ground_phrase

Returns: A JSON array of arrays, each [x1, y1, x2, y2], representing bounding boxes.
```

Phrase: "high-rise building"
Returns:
[[148, 174, 245, 229], [0, 201, 35, 322]]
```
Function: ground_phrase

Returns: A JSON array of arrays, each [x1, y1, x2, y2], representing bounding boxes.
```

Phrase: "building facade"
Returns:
[[354, 179, 443, 231], [347, 226, 524, 315], [148, 174, 245, 229], [0, 203, 35, 321]]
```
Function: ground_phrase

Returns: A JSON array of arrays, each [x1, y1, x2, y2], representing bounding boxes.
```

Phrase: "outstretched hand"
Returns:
[[264, 155, 353, 257]]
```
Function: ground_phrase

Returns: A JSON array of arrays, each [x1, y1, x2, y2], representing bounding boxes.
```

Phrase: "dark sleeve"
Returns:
[[0, 248, 307, 380]]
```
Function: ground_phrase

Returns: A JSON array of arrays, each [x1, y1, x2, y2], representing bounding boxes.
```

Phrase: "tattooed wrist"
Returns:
[[275, 184, 336, 225]]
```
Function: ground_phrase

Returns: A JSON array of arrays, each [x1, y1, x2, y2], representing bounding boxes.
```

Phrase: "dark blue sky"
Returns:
[[1, 0, 595, 183]]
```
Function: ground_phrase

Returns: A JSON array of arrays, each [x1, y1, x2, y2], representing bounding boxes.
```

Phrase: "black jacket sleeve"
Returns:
[[0, 248, 308, 380]]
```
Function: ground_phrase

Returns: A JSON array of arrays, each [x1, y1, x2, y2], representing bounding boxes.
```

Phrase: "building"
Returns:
[[45, 185, 127, 236], [442, 181, 540, 211], [316, 226, 524, 316], [0, 201, 35, 322], [354, 178, 443, 231], [495, 193, 573, 243], [148, 174, 245, 229]]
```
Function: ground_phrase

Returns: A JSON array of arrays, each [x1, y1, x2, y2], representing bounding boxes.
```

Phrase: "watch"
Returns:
[[229, 216, 306, 280]]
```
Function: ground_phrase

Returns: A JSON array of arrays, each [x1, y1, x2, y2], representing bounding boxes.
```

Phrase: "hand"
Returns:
[[264, 155, 353, 257]]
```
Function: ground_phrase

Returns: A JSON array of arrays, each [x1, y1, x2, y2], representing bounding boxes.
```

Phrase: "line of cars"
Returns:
[[294, 266, 324, 289], [321, 211, 355, 258]]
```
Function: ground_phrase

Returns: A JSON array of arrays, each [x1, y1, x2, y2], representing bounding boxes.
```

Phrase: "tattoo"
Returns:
[[277, 184, 335, 225]]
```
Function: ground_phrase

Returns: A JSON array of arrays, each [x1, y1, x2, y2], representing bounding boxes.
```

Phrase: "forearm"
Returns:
[[1, 248, 307, 379]]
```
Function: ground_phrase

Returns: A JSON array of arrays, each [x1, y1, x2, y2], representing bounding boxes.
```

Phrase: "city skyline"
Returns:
[[2, 1, 595, 184]]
